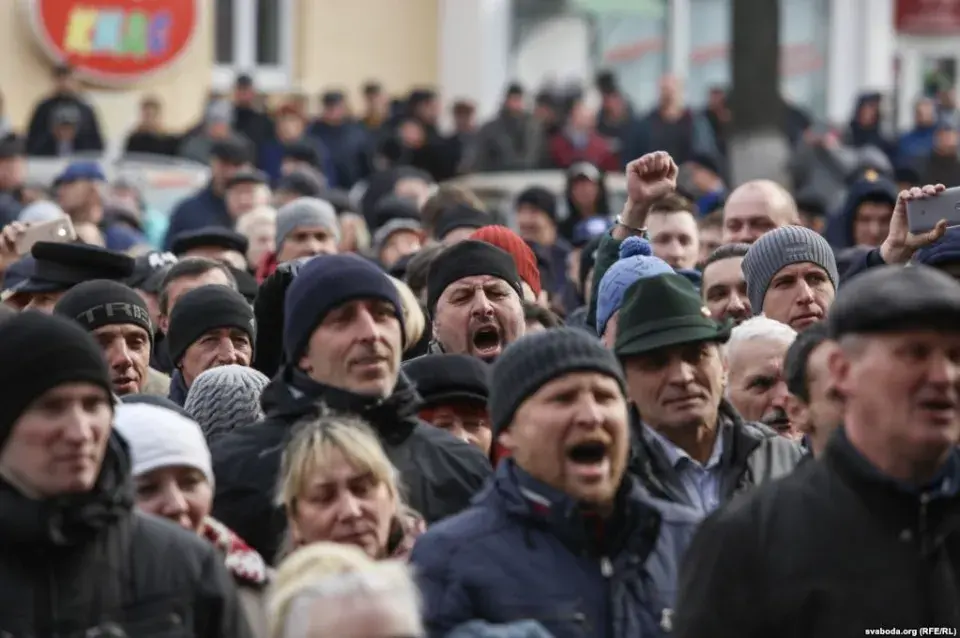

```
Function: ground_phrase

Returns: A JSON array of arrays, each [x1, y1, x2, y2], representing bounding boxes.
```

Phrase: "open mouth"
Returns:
[[566, 440, 609, 465], [919, 398, 956, 412], [472, 326, 502, 358]]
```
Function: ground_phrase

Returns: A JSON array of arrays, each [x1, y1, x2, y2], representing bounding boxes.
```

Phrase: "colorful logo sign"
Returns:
[[26, 0, 200, 85]]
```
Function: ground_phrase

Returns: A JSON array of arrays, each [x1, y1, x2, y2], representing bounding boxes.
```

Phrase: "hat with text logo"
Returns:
[[741, 225, 839, 315], [54, 279, 153, 347], [615, 273, 732, 358]]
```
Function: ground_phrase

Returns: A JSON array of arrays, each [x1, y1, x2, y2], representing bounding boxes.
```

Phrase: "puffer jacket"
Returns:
[[629, 400, 804, 512], [411, 459, 702, 638], [0, 433, 251, 637], [211, 367, 491, 564]]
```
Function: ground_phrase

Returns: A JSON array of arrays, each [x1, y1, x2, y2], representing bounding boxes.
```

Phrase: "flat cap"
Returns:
[[23, 242, 135, 292], [403, 353, 489, 407], [829, 264, 960, 338], [210, 136, 253, 164], [126, 251, 178, 293], [170, 226, 248, 256]]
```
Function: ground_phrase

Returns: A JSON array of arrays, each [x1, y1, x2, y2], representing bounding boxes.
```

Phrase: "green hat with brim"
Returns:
[[614, 273, 733, 357]]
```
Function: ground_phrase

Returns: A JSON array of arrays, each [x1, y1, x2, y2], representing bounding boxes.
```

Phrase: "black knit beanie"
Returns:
[[427, 240, 524, 315], [0, 312, 112, 446], [166, 285, 256, 365], [54, 279, 153, 346], [489, 327, 626, 437]]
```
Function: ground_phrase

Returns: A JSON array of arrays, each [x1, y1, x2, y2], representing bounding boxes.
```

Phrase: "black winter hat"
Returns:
[[489, 327, 625, 437], [21, 241, 135, 294], [167, 285, 256, 365], [515, 186, 557, 223], [54, 279, 153, 345], [434, 205, 489, 241], [403, 353, 489, 407], [828, 264, 960, 339], [0, 312, 112, 446], [427, 240, 524, 315]]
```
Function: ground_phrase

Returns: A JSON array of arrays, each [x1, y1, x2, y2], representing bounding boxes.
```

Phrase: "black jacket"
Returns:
[[211, 367, 492, 563], [0, 433, 251, 637], [673, 430, 960, 637], [629, 400, 803, 510]]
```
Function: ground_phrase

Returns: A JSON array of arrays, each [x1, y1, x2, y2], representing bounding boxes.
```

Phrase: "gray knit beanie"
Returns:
[[489, 327, 626, 437], [276, 197, 340, 249], [183, 364, 270, 442], [741, 225, 839, 314]]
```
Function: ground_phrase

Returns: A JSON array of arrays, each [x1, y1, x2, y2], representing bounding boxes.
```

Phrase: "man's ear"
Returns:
[[826, 341, 850, 398]]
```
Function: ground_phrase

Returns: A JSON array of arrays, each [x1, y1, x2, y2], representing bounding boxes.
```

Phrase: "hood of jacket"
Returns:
[[825, 174, 898, 249], [260, 365, 423, 445], [0, 431, 134, 546], [476, 458, 694, 560]]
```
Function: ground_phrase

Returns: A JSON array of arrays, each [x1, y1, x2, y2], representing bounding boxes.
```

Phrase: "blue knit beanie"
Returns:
[[283, 253, 405, 362], [596, 237, 674, 337]]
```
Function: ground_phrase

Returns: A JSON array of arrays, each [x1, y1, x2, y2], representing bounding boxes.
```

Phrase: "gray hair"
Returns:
[[724, 315, 797, 362]]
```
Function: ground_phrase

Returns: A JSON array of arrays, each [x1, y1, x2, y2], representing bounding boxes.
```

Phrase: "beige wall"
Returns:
[[0, 2, 214, 144], [0, 0, 440, 143], [295, 0, 439, 106]]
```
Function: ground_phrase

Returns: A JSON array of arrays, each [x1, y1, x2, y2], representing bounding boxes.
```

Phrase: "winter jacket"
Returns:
[[163, 184, 233, 250], [0, 433, 251, 637], [211, 367, 491, 563], [412, 459, 701, 638], [630, 400, 803, 512], [468, 112, 545, 172], [168, 369, 189, 407], [673, 430, 960, 637]]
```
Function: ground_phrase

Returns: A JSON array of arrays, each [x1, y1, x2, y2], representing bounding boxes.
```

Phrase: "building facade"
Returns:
[[0, 0, 955, 146]]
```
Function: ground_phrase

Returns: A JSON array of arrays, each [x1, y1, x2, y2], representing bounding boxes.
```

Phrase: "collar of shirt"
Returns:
[[641, 422, 725, 471]]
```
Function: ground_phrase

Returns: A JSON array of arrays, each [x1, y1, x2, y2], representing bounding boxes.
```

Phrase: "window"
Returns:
[[213, 0, 293, 92]]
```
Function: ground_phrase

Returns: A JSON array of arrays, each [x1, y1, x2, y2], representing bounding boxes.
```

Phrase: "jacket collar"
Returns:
[[0, 432, 134, 546], [630, 399, 767, 502], [261, 366, 422, 444], [481, 459, 662, 561]]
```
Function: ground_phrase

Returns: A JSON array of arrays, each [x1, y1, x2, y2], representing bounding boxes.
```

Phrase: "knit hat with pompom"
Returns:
[[595, 236, 674, 337]]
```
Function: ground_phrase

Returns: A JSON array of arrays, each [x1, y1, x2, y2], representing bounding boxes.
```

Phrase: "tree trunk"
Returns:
[[728, 0, 791, 187]]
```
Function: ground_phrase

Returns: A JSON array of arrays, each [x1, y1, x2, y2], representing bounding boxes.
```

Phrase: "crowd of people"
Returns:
[[0, 61, 957, 637]]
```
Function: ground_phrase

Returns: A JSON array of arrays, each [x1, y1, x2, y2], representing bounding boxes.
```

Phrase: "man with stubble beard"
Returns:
[[423, 240, 526, 363]]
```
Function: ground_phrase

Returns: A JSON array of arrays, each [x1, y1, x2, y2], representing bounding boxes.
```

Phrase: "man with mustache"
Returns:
[[425, 240, 526, 363], [724, 316, 801, 441], [614, 273, 803, 514], [741, 226, 839, 332], [211, 253, 490, 563], [674, 264, 960, 637]]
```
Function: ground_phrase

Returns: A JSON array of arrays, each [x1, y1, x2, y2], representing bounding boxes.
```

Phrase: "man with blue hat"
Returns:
[[53, 160, 140, 251], [12, 241, 135, 313]]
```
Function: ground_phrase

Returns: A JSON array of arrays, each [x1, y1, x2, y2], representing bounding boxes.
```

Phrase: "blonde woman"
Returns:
[[388, 275, 426, 356], [277, 413, 425, 560]]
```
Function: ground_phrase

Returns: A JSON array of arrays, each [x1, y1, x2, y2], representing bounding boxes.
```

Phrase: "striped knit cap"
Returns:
[[489, 327, 626, 437], [741, 225, 839, 314], [183, 364, 270, 443]]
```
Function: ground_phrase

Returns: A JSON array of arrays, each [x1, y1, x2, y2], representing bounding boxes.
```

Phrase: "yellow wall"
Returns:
[[1, 1, 214, 142], [294, 0, 439, 104], [0, 0, 441, 144]]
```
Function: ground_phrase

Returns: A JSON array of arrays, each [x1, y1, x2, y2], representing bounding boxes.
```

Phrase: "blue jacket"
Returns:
[[411, 460, 701, 638], [162, 184, 232, 250]]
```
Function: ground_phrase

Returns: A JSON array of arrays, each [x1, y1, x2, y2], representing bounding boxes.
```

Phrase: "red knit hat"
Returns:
[[470, 225, 541, 296]]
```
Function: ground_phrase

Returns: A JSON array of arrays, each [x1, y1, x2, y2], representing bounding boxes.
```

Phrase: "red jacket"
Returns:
[[549, 132, 619, 171]]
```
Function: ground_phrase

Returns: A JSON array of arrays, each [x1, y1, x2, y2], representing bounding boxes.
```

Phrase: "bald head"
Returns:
[[722, 180, 799, 244]]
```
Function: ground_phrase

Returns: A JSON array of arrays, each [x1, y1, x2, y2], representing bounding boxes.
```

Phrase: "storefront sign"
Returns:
[[26, 0, 199, 85], [896, 0, 960, 34]]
